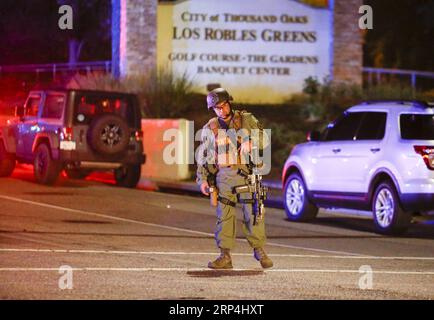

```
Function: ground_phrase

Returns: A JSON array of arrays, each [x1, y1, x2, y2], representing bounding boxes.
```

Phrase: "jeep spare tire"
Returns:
[[88, 114, 130, 155]]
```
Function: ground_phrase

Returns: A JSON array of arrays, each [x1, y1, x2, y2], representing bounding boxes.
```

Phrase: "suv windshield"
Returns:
[[74, 93, 136, 126], [400, 114, 434, 140]]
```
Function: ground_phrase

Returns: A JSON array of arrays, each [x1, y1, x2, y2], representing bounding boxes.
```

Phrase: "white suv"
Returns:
[[282, 100, 434, 235]]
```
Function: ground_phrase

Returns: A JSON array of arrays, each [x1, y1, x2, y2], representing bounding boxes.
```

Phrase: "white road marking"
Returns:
[[265, 241, 364, 256], [1, 248, 434, 261], [0, 267, 433, 275], [0, 194, 367, 257], [0, 233, 63, 247]]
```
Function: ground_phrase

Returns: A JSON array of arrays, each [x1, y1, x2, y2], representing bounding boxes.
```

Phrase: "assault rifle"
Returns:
[[233, 146, 268, 225]]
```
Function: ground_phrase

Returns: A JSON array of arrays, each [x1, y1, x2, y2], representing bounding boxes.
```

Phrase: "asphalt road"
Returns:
[[1, 166, 433, 300]]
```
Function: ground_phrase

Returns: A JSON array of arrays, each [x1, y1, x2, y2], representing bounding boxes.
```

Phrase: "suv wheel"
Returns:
[[284, 173, 318, 222], [0, 142, 15, 177], [114, 164, 141, 188], [34, 144, 62, 185], [372, 181, 411, 235]]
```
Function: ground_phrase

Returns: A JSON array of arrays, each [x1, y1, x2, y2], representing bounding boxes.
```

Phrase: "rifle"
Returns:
[[233, 146, 268, 225]]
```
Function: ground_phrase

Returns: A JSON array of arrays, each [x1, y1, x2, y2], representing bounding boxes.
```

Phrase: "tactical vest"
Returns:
[[207, 110, 250, 167]]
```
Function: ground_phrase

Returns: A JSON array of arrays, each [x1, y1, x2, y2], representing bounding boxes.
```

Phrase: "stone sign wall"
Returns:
[[112, 0, 157, 78], [112, 0, 363, 103]]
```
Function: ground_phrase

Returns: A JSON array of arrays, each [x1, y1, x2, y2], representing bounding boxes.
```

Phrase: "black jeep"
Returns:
[[0, 89, 145, 187]]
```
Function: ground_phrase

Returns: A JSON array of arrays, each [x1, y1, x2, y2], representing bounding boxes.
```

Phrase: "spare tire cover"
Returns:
[[87, 114, 130, 155]]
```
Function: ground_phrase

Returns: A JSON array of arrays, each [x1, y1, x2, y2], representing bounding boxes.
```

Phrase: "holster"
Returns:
[[209, 186, 218, 207]]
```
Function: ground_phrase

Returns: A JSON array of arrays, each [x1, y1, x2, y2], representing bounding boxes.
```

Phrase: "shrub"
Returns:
[[67, 68, 196, 118], [290, 77, 432, 124], [364, 83, 427, 101], [262, 120, 307, 173]]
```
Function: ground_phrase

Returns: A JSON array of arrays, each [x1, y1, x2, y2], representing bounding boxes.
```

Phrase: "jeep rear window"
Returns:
[[74, 94, 135, 126], [400, 114, 434, 140]]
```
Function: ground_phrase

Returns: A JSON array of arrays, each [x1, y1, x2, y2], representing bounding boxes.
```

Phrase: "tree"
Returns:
[[0, 0, 62, 64], [364, 0, 434, 72], [56, 0, 111, 64], [0, 0, 111, 65]]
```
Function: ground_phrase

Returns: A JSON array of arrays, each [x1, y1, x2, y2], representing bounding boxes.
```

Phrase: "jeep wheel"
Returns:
[[284, 173, 318, 222], [65, 168, 92, 180], [88, 114, 130, 156], [114, 164, 141, 188], [372, 181, 411, 235], [0, 142, 15, 177], [34, 144, 62, 185]]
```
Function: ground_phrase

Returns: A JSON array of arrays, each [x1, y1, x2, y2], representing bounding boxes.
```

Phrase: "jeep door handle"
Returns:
[[332, 148, 341, 153], [370, 148, 381, 153]]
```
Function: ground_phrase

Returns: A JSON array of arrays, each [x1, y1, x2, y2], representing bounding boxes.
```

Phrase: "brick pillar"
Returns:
[[112, 0, 157, 78], [331, 0, 363, 85]]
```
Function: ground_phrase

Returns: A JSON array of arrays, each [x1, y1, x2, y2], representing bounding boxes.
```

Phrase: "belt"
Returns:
[[217, 196, 236, 207], [218, 196, 254, 207]]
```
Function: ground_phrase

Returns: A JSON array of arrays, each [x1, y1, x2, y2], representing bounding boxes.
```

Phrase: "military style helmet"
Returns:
[[206, 88, 233, 109]]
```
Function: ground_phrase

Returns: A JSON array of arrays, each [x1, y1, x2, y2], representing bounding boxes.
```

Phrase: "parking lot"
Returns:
[[0, 166, 433, 300]]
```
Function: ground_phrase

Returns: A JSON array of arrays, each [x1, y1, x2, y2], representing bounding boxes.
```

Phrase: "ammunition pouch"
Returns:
[[233, 184, 255, 194]]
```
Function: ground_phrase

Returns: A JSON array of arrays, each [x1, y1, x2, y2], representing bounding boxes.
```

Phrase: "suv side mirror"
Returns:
[[307, 130, 321, 142], [15, 105, 25, 119]]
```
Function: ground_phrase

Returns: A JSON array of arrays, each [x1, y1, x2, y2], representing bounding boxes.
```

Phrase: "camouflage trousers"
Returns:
[[214, 167, 266, 250]]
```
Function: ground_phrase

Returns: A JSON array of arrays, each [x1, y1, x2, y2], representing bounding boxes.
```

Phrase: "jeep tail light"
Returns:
[[414, 146, 434, 170], [62, 127, 73, 141], [135, 130, 143, 141]]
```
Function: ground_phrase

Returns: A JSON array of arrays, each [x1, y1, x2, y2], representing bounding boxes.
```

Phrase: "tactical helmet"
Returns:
[[206, 88, 233, 109]]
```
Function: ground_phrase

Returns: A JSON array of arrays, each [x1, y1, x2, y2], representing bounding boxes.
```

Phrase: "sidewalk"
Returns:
[[138, 178, 284, 209]]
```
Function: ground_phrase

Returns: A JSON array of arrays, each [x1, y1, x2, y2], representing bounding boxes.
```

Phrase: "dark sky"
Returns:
[[0, 0, 433, 71], [0, 0, 111, 64], [364, 0, 434, 71]]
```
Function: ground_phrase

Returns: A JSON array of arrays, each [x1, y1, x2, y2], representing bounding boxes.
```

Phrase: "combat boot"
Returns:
[[253, 247, 273, 269], [208, 248, 233, 269]]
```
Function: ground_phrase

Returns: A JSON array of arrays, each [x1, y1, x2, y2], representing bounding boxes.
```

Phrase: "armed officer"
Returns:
[[196, 87, 273, 269]]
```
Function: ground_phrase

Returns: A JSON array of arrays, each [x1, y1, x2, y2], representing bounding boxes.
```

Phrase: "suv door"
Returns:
[[351, 112, 388, 193], [16, 93, 43, 159], [311, 111, 387, 194], [310, 112, 364, 192]]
